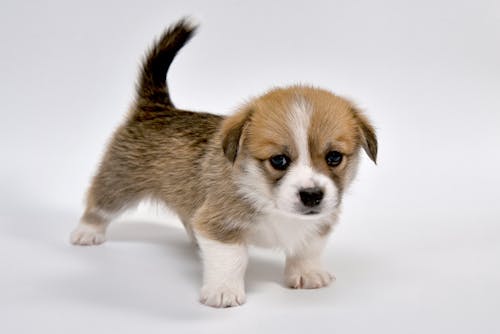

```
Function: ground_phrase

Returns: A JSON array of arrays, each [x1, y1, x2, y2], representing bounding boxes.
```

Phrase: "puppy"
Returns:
[[70, 19, 378, 308]]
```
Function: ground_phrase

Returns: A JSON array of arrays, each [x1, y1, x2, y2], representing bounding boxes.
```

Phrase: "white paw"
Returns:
[[286, 269, 335, 289], [200, 284, 246, 308], [70, 223, 106, 246]]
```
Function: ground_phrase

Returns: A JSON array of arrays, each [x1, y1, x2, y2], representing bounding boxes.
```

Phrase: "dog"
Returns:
[[70, 19, 378, 308]]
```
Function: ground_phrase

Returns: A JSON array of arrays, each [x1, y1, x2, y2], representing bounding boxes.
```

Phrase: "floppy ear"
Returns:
[[353, 110, 378, 164], [221, 108, 253, 163]]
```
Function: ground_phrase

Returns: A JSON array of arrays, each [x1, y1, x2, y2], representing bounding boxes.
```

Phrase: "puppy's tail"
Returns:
[[136, 19, 197, 107]]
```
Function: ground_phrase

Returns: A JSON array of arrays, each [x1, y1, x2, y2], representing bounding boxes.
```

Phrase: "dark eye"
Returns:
[[269, 154, 291, 170], [325, 151, 343, 167]]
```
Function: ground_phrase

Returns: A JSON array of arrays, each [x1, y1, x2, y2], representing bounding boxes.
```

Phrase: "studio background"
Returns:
[[1, 0, 499, 333]]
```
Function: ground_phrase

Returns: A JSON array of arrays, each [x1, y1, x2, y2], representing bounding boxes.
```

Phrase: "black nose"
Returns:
[[299, 187, 324, 207]]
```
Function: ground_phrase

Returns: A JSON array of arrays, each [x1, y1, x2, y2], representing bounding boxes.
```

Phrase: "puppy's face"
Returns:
[[222, 86, 377, 218]]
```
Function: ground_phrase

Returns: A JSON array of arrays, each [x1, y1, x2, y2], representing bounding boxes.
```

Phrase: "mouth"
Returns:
[[303, 209, 321, 215]]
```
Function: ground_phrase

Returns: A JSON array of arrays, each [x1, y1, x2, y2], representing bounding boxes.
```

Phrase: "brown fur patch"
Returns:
[[233, 91, 301, 190], [221, 108, 253, 162], [306, 88, 361, 191], [353, 110, 378, 163]]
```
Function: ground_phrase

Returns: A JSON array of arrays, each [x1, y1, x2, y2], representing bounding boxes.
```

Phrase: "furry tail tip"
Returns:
[[136, 18, 198, 106]]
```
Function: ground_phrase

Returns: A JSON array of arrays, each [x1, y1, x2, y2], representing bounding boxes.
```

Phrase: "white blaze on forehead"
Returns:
[[273, 95, 339, 214], [287, 97, 312, 164]]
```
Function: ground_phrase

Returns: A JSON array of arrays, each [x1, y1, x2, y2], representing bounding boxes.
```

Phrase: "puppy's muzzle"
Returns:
[[299, 187, 324, 208]]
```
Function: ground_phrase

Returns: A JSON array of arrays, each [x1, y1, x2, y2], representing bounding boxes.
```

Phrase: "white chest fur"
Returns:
[[245, 210, 334, 255]]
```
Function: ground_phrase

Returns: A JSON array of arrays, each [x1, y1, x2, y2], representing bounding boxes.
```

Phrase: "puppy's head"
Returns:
[[221, 86, 377, 218]]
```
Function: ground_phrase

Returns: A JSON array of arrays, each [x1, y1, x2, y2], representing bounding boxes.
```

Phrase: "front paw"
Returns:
[[285, 269, 335, 289], [200, 284, 246, 308]]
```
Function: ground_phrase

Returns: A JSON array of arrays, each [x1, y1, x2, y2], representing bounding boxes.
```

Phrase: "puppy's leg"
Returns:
[[285, 235, 334, 289], [71, 207, 114, 245], [196, 234, 248, 308], [71, 165, 142, 246], [179, 216, 198, 248]]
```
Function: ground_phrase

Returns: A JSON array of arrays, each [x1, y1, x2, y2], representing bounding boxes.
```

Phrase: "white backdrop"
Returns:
[[1, 0, 499, 333]]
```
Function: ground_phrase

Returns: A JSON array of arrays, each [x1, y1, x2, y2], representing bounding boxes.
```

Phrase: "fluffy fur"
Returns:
[[71, 19, 378, 308]]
